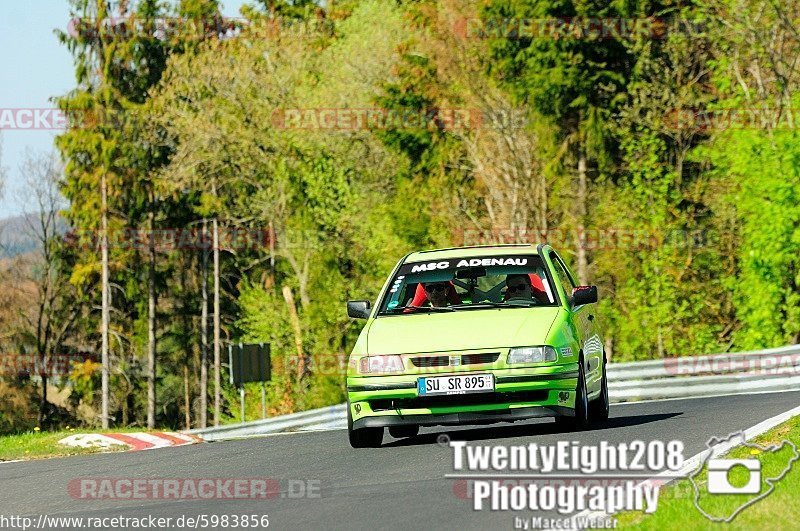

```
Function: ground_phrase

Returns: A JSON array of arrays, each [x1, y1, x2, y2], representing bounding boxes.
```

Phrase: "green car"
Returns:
[[345, 244, 609, 448]]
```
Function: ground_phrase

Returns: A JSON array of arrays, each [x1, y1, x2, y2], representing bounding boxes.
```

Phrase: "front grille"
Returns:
[[461, 352, 500, 364], [410, 356, 449, 368], [369, 390, 548, 411], [410, 352, 501, 368]]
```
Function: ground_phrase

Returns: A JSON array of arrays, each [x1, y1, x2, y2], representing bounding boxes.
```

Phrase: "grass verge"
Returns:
[[617, 414, 800, 529], [0, 428, 139, 462]]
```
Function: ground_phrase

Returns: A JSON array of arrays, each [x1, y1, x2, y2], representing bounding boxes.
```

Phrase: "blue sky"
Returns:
[[0, 0, 247, 219]]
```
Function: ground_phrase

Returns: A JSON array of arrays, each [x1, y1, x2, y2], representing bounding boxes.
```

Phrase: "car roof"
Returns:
[[404, 244, 542, 263]]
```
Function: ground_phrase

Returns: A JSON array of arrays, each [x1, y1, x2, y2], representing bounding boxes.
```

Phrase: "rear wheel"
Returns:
[[589, 352, 610, 422], [389, 425, 419, 439], [555, 353, 589, 430], [347, 405, 383, 448]]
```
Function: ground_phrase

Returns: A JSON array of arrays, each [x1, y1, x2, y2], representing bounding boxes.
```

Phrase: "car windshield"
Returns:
[[378, 254, 557, 315]]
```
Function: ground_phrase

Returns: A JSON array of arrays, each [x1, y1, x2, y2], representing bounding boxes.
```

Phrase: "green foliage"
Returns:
[[16, 0, 797, 431], [694, 127, 800, 348], [0, 379, 39, 435], [67, 359, 101, 405]]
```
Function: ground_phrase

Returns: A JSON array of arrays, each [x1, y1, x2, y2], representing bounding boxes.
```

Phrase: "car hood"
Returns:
[[366, 307, 562, 354]]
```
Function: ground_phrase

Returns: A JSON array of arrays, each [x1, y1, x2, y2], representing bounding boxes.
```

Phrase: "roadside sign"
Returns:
[[228, 343, 271, 387]]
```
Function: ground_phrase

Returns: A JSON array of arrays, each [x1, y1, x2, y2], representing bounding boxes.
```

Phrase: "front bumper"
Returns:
[[353, 405, 574, 429], [347, 363, 579, 430]]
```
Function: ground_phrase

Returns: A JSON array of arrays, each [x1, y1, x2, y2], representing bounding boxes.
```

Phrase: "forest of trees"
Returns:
[[0, 0, 799, 433]]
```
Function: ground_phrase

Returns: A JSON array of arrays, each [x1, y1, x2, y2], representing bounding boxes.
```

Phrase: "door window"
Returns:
[[550, 252, 576, 304]]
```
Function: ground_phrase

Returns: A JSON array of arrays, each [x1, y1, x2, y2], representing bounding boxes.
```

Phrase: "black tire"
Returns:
[[388, 425, 420, 439], [555, 353, 589, 430], [589, 353, 610, 422], [347, 405, 383, 448]]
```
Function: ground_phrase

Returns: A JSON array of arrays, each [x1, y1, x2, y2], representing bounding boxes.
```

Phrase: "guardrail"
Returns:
[[186, 404, 346, 442], [608, 343, 800, 402], [187, 344, 800, 440]]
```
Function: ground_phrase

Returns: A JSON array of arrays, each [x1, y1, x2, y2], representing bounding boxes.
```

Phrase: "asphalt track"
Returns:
[[2, 391, 799, 530]]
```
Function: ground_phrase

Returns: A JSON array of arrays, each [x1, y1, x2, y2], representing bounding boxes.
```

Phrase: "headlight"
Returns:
[[358, 355, 404, 374], [507, 346, 557, 364]]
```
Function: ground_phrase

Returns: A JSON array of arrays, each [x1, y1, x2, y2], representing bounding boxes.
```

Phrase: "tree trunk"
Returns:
[[282, 286, 305, 381], [200, 220, 209, 428], [38, 371, 48, 426], [147, 197, 157, 429], [576, 145, 589, 285], [179, 252, 191, 430], [213, 217, 221, 426], [121, 380, 129, 426], [101, 171, 110, 429], [183, 363, 191, 430], [604, 335, 613, 362], [36, 314, 48, 426]]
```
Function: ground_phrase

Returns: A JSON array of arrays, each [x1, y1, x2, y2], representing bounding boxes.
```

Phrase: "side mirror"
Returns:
[[347, 300, 372, 319], [571, 285, 598, 306]]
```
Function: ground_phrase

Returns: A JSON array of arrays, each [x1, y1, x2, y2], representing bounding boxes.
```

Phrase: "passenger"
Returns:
[[505, 274, 533, 301], [423, 282, 451, 307]]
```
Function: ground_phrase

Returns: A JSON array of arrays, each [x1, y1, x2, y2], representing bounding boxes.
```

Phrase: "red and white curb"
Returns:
[[59, 432, 200, 451]]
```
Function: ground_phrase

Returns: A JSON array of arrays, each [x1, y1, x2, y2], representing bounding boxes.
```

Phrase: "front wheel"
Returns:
[[555, 353, 589, 430], [347, 405, 383, 448], [589, 353, 610, 422]]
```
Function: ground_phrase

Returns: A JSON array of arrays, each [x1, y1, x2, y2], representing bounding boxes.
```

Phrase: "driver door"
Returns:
[[549, 250, 603, 396]]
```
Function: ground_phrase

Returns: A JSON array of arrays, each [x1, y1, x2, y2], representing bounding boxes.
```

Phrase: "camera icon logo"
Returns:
[[707, 459, 761, 494]]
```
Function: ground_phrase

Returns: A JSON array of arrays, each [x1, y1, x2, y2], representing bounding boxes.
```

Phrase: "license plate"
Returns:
[[417, 374, 494, 396]]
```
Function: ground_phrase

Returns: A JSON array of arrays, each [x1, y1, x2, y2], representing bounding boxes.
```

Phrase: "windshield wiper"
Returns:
[[504, 299, 538, 307], [384, 305, 455, 313], [450, 300, 537, 310], [451, 302, 505, 309]]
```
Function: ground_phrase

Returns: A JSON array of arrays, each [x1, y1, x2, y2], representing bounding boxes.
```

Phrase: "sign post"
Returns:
[[261, 384, 266, 419], [228, 343, 271, 423]]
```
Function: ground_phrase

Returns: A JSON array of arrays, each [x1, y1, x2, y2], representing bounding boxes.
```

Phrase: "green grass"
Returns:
[[618, 415, 800, 529], [0, 428, 141, 462]]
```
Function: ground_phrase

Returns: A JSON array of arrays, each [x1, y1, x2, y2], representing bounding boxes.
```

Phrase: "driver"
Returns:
[[423, 282, 451, 307], [504, 274, 533, 300]]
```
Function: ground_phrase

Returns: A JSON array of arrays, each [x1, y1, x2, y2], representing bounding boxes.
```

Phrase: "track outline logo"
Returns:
[[689, 430, 799, 522]]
